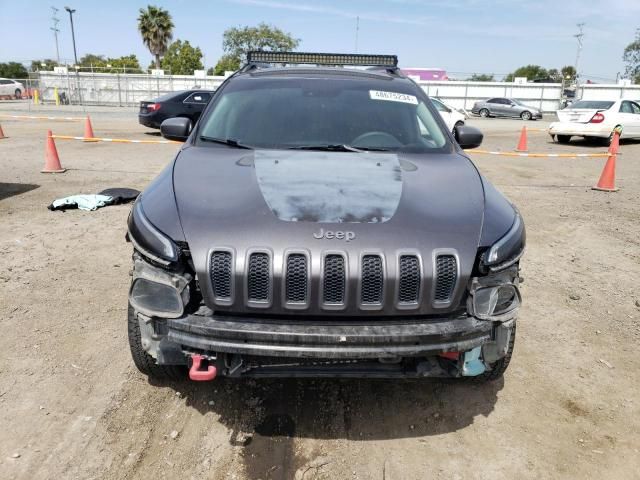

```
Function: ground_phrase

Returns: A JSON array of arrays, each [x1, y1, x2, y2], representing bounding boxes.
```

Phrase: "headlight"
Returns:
[[468, 266, 521, 322], [482, 213, 525, 272], [129, 254, 191, 318], [472, 284, 520, 320], [128, 200, 179, 265]]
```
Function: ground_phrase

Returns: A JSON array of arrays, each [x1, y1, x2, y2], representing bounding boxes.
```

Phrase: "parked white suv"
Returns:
[[0, 78, 25, 98]]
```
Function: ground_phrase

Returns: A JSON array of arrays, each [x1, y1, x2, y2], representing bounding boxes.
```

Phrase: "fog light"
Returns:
[[130, 278, 185, 318], [473, 284, 520, 320]]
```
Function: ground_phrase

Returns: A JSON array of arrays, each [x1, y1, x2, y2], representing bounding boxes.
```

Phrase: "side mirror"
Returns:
[[160, 117, 192, 141], [455, 125, 483, 149]]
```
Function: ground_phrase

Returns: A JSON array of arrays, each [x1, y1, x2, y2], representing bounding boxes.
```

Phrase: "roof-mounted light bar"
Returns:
[[246, 51, 398, 68]]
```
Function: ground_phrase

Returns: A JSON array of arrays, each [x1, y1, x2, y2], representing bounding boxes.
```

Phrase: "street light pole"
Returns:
[[64, 6, 78, 66], [65, 6, 83, 106]]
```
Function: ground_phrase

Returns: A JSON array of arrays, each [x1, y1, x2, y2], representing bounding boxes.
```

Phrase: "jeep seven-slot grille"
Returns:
[[323, 255, 346, 304], [398, 255, 420, 303], [285, 254, 308, 303], [209, 249, 457, 310], [247, 253, 270, 302], [434, 255, 457, 302], [210, 251, 232, 299], [361, 255, 383, 304]]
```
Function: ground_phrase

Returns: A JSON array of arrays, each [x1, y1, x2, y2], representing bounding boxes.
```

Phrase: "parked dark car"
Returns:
[[126, 52, 525, 383], [471, 97, 542, 120], [138, 89, 214, 129]]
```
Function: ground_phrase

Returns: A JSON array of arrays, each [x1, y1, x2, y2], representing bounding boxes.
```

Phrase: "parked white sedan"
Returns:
[[549, 99, 640, 145], [430, 97, 467, 133], [0, 78, 25, 98]]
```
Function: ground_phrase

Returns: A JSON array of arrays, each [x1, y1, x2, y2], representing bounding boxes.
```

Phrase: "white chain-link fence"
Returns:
[[4, 71, 638, 113]]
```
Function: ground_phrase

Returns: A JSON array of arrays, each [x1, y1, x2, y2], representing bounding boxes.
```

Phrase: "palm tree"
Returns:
[[137, 5, 174, 69]]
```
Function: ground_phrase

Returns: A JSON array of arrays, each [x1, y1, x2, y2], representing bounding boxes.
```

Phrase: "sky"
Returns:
[[0, 0, 638, 81]]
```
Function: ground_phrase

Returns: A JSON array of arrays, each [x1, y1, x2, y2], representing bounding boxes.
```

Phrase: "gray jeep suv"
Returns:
[[126, 52, 525, 382]]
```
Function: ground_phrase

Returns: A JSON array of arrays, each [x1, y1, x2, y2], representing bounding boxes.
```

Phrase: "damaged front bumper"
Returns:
[[130, 254, 520, 379], [134, 308, 516, 378]]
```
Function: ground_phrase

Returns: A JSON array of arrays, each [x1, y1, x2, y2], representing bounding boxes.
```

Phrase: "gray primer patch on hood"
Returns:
[[254, 151, 402, 223]]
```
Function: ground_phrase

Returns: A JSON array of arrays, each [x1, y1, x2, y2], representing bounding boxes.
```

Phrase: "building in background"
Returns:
[[401, 67, 448, 81]]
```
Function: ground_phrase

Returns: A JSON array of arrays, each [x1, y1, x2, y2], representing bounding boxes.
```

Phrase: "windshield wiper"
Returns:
[[287, 144, 390, 152], [199, 136, 252, 149]]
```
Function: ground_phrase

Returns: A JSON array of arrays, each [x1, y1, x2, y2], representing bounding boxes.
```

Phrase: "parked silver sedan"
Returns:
[[471, 97, 542, 120]]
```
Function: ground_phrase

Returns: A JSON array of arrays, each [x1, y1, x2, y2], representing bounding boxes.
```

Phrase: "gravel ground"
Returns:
[[1, 104, 639, 480]]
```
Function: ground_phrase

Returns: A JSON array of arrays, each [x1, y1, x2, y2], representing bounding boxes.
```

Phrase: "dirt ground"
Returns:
[[1, 103, 639, 480]]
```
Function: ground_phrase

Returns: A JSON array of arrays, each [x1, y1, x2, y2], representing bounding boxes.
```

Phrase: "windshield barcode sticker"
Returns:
[[369, 90, 418, 105]]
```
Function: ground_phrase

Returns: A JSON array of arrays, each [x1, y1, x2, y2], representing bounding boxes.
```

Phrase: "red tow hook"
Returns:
[[188, 354, 217, 381]]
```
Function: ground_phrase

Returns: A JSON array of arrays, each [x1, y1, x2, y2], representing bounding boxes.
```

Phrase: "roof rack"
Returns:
[[245, 51, 398, 68]]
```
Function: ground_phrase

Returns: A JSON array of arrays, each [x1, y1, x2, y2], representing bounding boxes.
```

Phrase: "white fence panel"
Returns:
[[579, 84, 640, 101], [34, 72, 638, 113], [417, 80, 563, 112]]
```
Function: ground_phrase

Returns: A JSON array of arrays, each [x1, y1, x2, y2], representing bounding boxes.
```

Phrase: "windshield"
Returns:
[[569, 100, 615, 110], [198, 76, 448, 152]]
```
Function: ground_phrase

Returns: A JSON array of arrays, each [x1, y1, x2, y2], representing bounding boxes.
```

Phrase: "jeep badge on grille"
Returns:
[[313, 228, 356, 242]]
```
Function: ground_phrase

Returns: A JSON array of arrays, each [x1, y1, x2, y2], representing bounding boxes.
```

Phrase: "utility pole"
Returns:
[[355, 16, 360, 53], [65, 6, 83, 106], [573, 23, 585, 99], [50, 6, 61, 65], [64, 6, 79, 66]]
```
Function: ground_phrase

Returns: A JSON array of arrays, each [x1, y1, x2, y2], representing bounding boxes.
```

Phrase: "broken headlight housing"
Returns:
[[129, 254, 191, 318], [127, 200, 179, 266], [468, 266, 521, 322]]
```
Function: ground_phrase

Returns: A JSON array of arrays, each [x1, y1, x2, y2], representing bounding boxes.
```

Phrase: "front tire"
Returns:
[[479, 108, 490, 118], [127, 304, 186, 380], [14, 89, 22, 99], [556, 134, 571, 144], [453, 120, 464, 134], [520, 111, 532, 121]]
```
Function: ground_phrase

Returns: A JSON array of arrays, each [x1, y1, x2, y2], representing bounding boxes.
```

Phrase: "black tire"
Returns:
[[466, 323, 516, 383], [520, 111, 532, 121], [556, 135, 571, 144], [479, 108, 490, 118], [14, 89, 22, 99], [127, 304, 186, 380], [453, 120, 464, 134]]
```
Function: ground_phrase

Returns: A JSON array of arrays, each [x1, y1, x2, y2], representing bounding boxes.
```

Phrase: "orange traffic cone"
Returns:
[[42, 130, 66, 173], [0, 123, 6, 139], [592, 131, 620, 192], [515, 126, 528, 152], [83, 115, 96, 141]]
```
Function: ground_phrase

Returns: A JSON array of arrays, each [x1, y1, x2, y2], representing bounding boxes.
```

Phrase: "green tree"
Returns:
[[547, 68, 561, 82], [30, 59, 58, 71], [159, 39, 204, 75], [467, 73, 494, 82], [623, 29, 640, 83], [79, 53, 106, 67], [76, 53, 142, 73], [105, 55, 143, 73], [0, 62, 28, 79], [137, 5, 174, 69], [221, 23, 300, 66], [504, 65, 549, 82], [209, 54, 241, 76], [561, 65, 576, 81]]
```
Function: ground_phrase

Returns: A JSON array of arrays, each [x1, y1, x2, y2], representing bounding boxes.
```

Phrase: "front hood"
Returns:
[[173, 147, 485, 315]]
